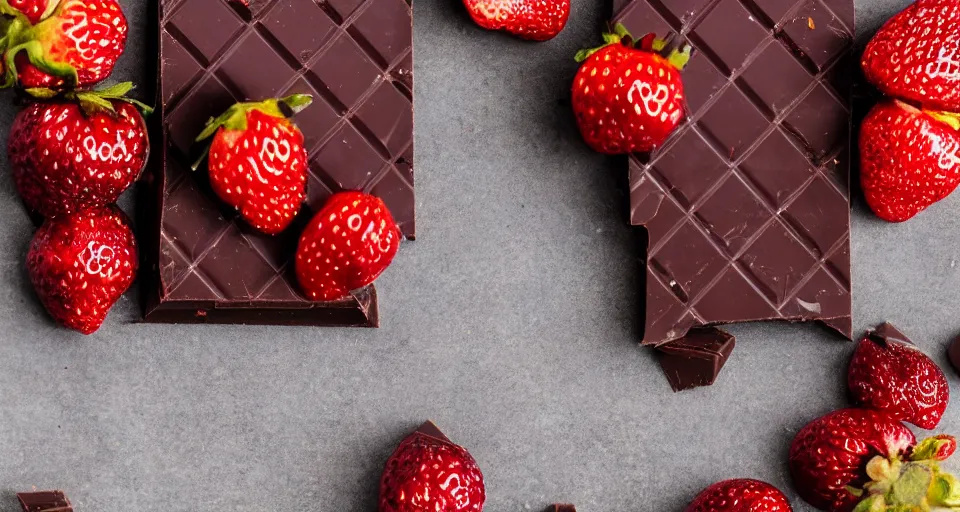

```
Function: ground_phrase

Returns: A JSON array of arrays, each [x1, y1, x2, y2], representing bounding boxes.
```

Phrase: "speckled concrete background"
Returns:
[[0, 0, 949, 511]]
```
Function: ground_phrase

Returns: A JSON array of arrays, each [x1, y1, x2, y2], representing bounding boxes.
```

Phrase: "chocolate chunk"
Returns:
[[615, 0, 854, 345], [867, 322, 913, 347], [415, 420, 452, 443], [545, 505, 577, 512], [144, 0, 414, 325], [656, 327, 735, 392], [949, 334, 960, 377], [17, 491, 72, 512]]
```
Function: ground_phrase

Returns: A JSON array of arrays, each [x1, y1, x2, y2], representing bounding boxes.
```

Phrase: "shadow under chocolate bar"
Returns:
[[143, 0, 414, 326], [615, 0, 854, 345]]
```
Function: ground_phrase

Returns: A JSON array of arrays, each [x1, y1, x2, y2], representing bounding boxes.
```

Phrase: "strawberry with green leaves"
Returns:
[[572, 26, 690, 155], [789, 408, 960, 512], [195, 94, 312, 236], [463, 0, 570, 41], [859, 100, 960, 222], [0, 0, 127, 90], [8, 82, 151, 218]]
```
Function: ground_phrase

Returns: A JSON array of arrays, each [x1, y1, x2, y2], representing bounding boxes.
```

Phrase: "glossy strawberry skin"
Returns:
[[8, 99, 149, 218], [859, 100, 960, 222], [685, 479, 792, 512], [27, 206, 138, 335], [12, 0, 128, 89], [848, 325, 949, 430], [6, 0, 53, 24], [862, 0, 960, 112], [463, 0, 570, 41], [572, 43, 686, 155], [208, 109, 308, 235], [295, 192, 400, 301], [789, 408, 916, 512], [379, 427, 485, 512]]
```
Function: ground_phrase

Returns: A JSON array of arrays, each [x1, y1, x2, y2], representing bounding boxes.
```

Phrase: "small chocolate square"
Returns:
[[656, 328, 736, 392], [17, 491, 72, 512]]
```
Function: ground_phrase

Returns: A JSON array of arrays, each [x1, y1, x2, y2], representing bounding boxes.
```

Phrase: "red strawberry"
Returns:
[[195, 95, 312, 235], [862, 0, 960, 112], [295, 191, 400, 301], [848, 323, 949, 430], [572, 26, 689, 155], [1, 0, 56, 24], [789, 408, 960, 512], [27, 205, 138, 335], [859, 100, 960, 222], [2, 0, 127, 90], [8, 82, 151, 218], [463, 0, 570, 41], [685, 479, 792, 512], [379, 421, 485, 512]]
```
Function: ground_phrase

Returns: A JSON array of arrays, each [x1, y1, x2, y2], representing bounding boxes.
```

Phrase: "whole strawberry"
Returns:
[[380, 421, 485, 512], [848, 323, 949, 430], [463, 0, 570, 41], [2, 0, 127, 89], [1, 0, 56, 24], [862, 0, 960, 112], [27, 205, 138, 335], [195, 94, 312, 235], [859, 100, 960, 222], [8, 82, 151, 218], [685, 479, 792, 512], [789, 408, 959, 512], [572, 26, 689, 155], [295, 191, 400, 301]]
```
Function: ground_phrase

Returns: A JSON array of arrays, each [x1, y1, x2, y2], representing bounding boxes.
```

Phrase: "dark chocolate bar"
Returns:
[[615, 0, 854, 344], [145, 0, 414, 325], [656, 327, 735, 392], [17, 491, 73, 512], [545, 505, 577, 512]]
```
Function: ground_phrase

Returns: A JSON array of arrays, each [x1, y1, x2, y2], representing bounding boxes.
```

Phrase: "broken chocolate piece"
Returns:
[[949, 334, 960, 377], [545, 505, 577, 512], [145, 0, 414, 325], [17, 491, 72, 512], [615, 0, 854, 345], [415, 420, 452, 443], [656, 327, 735, 392], [866, 322, 913, 347]]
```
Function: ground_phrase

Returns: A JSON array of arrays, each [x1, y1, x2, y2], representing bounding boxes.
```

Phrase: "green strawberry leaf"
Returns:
[[24, 87, 57, 99], [16, 39, 79, 86]]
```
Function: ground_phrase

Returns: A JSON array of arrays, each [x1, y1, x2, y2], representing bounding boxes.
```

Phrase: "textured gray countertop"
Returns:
[[0, 0, 950, 511]]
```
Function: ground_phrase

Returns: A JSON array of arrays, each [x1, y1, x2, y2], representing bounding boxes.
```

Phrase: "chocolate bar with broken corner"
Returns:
[[144, 0, 414, 325], [17, 491, 73, 512], [614, 0, 854, 344], [656, 327, 735, 391]]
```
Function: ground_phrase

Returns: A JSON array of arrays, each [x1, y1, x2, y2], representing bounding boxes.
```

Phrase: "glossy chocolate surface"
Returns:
[[614, 0, 854, 344], [656, 327, 735, 391], [17, 491, 72, 512], [144, 0, 413, 325]]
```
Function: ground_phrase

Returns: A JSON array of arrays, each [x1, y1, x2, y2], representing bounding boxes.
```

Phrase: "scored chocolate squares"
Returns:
[[616, 0, 855, 345], [146, 0, 414, 326]]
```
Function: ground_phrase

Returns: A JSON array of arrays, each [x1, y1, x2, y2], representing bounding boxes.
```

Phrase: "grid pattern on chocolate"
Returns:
[[616, 0, 853, 344], [147, 0, 412, 324]]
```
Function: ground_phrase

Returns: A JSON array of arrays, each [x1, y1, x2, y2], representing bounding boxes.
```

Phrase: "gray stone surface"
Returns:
[[0, 0, 950, 511]]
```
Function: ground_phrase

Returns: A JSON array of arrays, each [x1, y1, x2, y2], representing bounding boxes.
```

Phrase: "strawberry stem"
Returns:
[[856, 435, 960, 512], [573, 23, 693, 70]]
